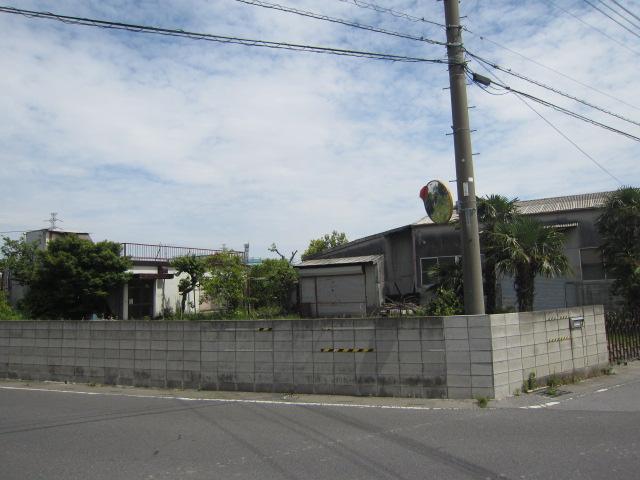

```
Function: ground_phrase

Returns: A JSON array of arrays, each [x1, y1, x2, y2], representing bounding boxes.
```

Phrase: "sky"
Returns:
[[1, 0, 638, 259]]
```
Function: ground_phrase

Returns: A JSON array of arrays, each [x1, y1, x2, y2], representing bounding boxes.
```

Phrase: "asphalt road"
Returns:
[[1, 365, 639, 480]]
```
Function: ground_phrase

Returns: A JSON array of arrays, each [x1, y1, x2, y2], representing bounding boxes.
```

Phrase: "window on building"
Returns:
[[421, 256, 459, 286], [580, 247, 607, 281]]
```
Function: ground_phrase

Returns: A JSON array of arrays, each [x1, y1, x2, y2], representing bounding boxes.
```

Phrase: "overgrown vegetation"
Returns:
[[546, 374, 561, 396], [162, 308, 299, 321], [525, 372, 537, 391], [425, 287, 463, 316], [201, 251, 248, 313], [249, 258, 297, 314], [597, 186, 640, 314], [0, 292, 21, 320]]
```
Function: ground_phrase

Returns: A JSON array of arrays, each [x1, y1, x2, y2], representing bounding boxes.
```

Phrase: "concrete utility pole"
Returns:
[[443, 0, 485, 315]]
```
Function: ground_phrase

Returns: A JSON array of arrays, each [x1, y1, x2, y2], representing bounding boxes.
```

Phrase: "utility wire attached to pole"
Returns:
[[0, 5, 451, 64], [465, 51, 640, 129], [234, 0, 448, 46]]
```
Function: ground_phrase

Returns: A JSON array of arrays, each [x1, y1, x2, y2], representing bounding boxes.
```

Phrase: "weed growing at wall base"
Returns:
[[0, 292, 22, 320]]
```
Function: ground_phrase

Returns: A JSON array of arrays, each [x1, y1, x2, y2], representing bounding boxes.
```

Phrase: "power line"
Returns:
[[520, 100, 624, 186], [233, 0, 447, 46], [608, 0, 640, 24], [466, 51, 640, 128], [546, 0, 640, 56], [463, 26, 640, 113], [335, 0, 445, 28], [583, 0, 640, 39], [595, 0, 640, 30], [472, 62, 624, 186], [467, 65, 640, 143], [0, 6, 450, 64]]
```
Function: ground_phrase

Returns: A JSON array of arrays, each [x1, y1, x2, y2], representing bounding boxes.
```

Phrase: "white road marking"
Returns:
[[0, 385, 460, 411], [595, 388, 609, 393], [519, 401, 560, 409]]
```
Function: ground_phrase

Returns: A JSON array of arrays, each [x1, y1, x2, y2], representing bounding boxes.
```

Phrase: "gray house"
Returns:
[[307, 191, 616, 312]]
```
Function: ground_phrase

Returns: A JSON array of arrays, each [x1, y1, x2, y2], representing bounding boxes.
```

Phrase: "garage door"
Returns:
[[316, 274, 366, 316]]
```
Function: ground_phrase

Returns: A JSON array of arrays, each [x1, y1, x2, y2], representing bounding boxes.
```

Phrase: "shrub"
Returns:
[[425, 287, 463, 316], [249, 259, 297, 313], [0, 292, 22, 320]]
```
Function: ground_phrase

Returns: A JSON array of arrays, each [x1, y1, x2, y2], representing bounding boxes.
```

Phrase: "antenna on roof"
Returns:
[[44, 212, 63, 230]]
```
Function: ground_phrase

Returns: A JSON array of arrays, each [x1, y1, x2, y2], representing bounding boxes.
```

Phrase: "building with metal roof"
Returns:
[[307, 190, 618, 313], [296, 255, 385, 317], [414, 191, 612, 225]]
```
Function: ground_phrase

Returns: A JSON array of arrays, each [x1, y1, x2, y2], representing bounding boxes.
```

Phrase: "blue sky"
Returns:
[[1, 0, 638, 258]]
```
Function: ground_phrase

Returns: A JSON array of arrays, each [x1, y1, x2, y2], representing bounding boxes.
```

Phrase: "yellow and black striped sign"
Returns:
[[256, 327, 273, 332], [547, 336, 570, 343], [320, 347, 374, 353]]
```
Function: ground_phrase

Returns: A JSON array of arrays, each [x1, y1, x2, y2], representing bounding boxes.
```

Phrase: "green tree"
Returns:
[[171, 255, 208, 315], [201, 251, 247, 312], [492, 216, 569, 312], [250, 258, 298, 313], [24, 236, 131, 319], [0, 236, 39, 286], [302, 230, 348, 260], [477, 195, 520, 313], [597, 186, 640, 313]]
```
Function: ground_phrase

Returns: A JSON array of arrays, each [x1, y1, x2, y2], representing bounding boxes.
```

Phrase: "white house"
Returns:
[[2, 229, 248, 319], [110, 242, 247, 319]]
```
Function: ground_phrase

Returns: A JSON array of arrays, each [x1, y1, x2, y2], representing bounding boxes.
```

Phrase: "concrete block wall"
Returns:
[[443, 315, 494, 399], [0, 318, 447, 398], [490, 305, 609, 399], [0, 306, 608, 399]]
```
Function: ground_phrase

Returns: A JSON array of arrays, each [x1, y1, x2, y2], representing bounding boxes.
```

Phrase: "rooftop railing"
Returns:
[[120, 243, 245, 262]]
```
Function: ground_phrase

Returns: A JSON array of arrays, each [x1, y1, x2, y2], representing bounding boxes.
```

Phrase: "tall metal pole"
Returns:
[[443, 0, 485, 315]]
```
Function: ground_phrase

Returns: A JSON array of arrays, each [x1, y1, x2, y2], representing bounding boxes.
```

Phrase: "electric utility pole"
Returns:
[[443, 0, 485, 315]]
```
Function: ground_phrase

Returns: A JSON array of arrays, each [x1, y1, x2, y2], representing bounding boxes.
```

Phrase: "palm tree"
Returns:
[[477, 195, 520, 313], [424, 260, 464, 315], [425, 260, 464, 300], [492, 216, 570, 312], [596, 186, 640, 313]]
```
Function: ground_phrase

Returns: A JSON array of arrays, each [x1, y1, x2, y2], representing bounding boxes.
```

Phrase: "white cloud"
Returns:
[[0, 0, 638, 258]]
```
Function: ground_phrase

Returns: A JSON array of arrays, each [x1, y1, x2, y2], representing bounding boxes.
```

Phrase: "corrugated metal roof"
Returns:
[[413, 212, 459, 225], [413, 191, 611, 225], [515, 191, 611, 215], [296, 255, 383, 267]]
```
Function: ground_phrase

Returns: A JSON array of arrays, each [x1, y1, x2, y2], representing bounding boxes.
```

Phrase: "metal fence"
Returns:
[[605, 310, 640, 364], [120, 243, 245, 262]]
